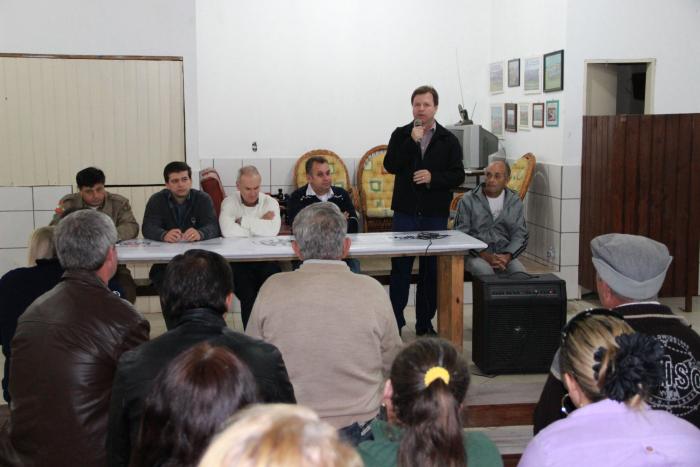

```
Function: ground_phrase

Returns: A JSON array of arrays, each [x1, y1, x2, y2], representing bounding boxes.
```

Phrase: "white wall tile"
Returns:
[[345, 158, 359, 186], [525, 224, 561, 267], [213, 159, 242, 186], [561, 165, 581, 199], [270, 158, 297, 186], [0, 212, 35, 248], [33, 210, 55, 228], [548, 164, 562, 199], [200, 158, 213, 169], [33, 186, 72, 211], [0, 248, 28, 276], [223, 186, 237, 197], [241, 158, 271, 186], [555, 265, 581, 300], [560, 233, 580, 266], [561, 199, 581, 233], [525, 192, 561, 232], [0, 187, 33, 211]]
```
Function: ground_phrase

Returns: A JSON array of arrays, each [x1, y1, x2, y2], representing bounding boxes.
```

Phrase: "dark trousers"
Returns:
[[389, 212, 447, 332], [231, 261, 281, 329], [113, 265, 137, 304]]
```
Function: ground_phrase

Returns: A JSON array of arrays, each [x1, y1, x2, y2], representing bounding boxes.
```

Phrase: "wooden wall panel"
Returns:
[[0, 56, 184, 187], [580, 114, 700, 304]]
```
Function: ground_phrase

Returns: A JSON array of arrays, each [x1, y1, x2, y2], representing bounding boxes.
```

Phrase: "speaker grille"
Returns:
[[473, 274, 567, 374]]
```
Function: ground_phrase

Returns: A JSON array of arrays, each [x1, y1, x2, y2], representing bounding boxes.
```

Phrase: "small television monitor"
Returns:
[[446, 124, 498, 169]]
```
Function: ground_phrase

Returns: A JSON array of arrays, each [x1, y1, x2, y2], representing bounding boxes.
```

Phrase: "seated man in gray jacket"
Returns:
[[454, 159, 528, 275]]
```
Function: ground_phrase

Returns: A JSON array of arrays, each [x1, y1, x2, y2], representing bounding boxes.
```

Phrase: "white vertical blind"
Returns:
[[0, 56, 185, 186]]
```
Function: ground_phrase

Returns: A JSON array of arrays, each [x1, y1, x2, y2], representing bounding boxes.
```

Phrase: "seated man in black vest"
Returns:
[[107, 249, 295, 467], [287, 156, 360, 272]]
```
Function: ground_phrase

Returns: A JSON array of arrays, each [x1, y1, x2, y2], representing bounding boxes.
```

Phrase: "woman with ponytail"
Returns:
[[358, 338, 502, 467], [520, 310, 700, 467]]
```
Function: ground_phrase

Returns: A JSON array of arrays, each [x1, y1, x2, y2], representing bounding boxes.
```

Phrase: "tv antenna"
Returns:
[[455, 48, 473, 125]]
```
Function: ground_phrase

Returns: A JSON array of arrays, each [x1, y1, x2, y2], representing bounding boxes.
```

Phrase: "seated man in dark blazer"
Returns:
[[107, 249, 295, 467], [287, 156, 360, 272], [142, 161, 220, 290]]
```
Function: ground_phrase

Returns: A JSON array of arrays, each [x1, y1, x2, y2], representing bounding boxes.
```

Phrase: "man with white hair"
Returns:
[[533, 233, 700, 432], [0, 210, 150, 467], [247, 202, 402, 446], [219, 165, 281, 329]]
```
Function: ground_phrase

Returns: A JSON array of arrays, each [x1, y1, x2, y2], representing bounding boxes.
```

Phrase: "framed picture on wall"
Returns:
[[543, 49, 564, 92], [546, 100, 559, 127], [505, 103, 517, 132], [508, 58, 520, 87], [523, 56, 542, 94], [490, 61, 504, 94], [491, 104, 504, 137], [518, 102, 530, 130], [532, 102, 545, 128]]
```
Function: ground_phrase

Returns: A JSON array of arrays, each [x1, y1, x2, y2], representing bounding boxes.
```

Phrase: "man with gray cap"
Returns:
[[533, 233, 700, 433], [0, 210, 150, 467]]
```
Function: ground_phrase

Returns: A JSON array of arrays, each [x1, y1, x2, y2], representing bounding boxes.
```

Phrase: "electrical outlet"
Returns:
[[546, 246, 555, 260]]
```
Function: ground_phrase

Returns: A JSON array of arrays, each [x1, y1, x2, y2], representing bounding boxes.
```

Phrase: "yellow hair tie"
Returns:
[[424, 366, 450, 387]]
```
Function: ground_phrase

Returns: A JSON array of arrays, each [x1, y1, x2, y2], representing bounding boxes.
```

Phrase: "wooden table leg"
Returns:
[[437, 254, 464, 352]]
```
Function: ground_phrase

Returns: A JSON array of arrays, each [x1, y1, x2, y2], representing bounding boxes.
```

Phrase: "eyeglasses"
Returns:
[[560, 308, 624, 344]]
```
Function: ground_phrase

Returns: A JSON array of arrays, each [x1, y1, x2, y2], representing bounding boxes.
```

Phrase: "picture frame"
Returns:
[[523, 56, 542, 94], [546, 100, 559, 127], [532, 103, 545, 128], [543, 49, 564, 92], [507, 58, 520, 87], [518, 102, 530, 130], [489, 61, 504, 94], [505, 103, 517, 132], [490, 104, 504, 137]]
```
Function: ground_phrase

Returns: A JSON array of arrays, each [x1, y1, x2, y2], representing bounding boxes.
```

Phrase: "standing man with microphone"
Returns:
[[384, 85, 465, 336]]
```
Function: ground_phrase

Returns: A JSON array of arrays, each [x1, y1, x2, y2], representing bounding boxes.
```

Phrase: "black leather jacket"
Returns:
[[107, 307, 295, 467], [0, 270, 150, 467]]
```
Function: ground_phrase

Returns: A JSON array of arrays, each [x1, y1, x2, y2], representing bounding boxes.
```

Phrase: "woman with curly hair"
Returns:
[[520, 310, 700, 467], [358, 338, 502, 467]]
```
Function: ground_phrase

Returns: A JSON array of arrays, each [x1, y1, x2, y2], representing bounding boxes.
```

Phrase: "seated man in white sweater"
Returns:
[[247, 202, 403, 446], [219, 165, 281, 328]]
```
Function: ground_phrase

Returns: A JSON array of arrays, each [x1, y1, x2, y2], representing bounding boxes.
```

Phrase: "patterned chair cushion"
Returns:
[[295, 153, 350, 190], [360, 151, 394, 218], [506, 153, 536, 199]]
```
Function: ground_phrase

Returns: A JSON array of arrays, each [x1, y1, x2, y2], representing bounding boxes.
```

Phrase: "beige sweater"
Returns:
[[247, 260, 402, 428]]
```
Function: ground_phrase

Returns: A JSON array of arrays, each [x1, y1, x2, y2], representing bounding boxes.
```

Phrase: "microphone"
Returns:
[[413, 118, 422, 145]]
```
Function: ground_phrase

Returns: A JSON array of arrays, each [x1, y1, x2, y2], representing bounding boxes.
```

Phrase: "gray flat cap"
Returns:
[[591, 234, 672, 300]]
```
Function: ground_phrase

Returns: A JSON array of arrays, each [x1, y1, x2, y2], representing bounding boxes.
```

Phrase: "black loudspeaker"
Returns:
[[472, 273, 567, 374]]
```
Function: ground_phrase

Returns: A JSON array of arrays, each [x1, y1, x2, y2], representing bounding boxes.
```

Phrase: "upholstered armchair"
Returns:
[[357, 145, 394, 232]]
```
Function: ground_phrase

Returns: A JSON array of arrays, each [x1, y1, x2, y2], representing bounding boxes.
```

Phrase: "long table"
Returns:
[[117, 230, 486, 351]]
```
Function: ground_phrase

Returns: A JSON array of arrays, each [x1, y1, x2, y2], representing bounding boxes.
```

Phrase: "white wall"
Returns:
[[195, 0, 492, 161], [0, 0, 199, 172], [488, 0, 568, 164], [563, 0, 700, 164]]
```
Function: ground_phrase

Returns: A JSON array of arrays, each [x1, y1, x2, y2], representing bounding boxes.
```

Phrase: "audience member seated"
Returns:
[[219, 165, 281, 329], [0, 227, 62, 403], [454, 159, 528, 276], [198, 404, 362, 467], [534, 234, 700, 432], [287, 156, 360, 272], [51, 166, 140, 303], [358, 338, 503, 467], [520, 311, 700, 467], [0, 210, 150, 467], [142, 161, 220, 291], [247, 203, 402, 445], [128, 342, 258, 467], [107, 249, 294, 467]]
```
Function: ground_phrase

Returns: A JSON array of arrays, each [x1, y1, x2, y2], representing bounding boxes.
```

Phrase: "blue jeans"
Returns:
[[389, 212, 447, 332]]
